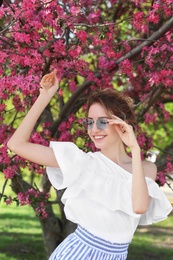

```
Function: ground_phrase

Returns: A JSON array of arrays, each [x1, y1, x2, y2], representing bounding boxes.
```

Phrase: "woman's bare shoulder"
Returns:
[[142, 160, 157, 180]]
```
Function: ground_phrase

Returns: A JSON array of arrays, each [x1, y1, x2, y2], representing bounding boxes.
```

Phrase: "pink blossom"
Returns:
[[69, 80, 77, 92], [0, 8, 5, 18], [30, 132, 48, 146], [59, 131, 72, 141], [0, 51, 7, 63], [147, 11, 159, 24], [58, 89, 63, 96], [163, 110, 170, 121], [0, 103, 6, 113], [35, 202, 48, 219], [76, 30, 87, 44], [165, 162, 173, 174], [17, 189, 50, 218], [101, 46, 118, 59], [137, 134, 146, 147], [0, 125, 9, 145], [53, 40, 65, 56], [119, 59, 133, 78], [156, 171, 166, 186], [144, 113, 157, 124], [68, 46, 82, 58], [149, 70, 173, 87], [68, 114, 75, 124], [42, 121, 52, 129], [5, 196, 13, 205], [88, 10, 100, 23], [98, 56, 115, 71], [28, 162, 45, 175], [132, 12, 144, 31], [70, 6, 81, 16], [3, 166, 18, 179], [13, 32, 31, 44], [58, 122, 69, 132]]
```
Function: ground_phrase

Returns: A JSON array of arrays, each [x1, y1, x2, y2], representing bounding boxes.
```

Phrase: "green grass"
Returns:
[[127, 212, 173, 260], [0, 203, 46, 260]]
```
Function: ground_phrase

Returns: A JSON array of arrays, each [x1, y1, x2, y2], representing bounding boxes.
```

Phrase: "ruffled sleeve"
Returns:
[[46, 141, 87, 190], [139, 177, 173, 225]]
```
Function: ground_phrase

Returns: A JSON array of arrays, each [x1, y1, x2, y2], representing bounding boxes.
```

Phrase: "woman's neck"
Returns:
[[100, 142, 131, 165]]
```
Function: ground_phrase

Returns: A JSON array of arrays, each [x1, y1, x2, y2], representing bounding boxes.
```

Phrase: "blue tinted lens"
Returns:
[[96, 118, 109, 130], [83, 118, 94, 130]]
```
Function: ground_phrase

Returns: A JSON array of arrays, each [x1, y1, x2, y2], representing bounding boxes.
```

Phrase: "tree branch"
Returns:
[[137, 85, 165, 119], [115, 16, 173, 64]]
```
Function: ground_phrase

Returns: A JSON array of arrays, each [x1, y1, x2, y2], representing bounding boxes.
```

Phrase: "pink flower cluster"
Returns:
[[137, 132, 153, 151], [17, 188, 50, 219], [156, 171, 166, 186], [165, 161, 173, 174], [2, 195, 18, 206], [144, 113, 157, 124], [3, 166, 18, 179]]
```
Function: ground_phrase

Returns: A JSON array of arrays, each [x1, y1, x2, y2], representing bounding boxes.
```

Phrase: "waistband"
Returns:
[[74, 226, 130, 254]]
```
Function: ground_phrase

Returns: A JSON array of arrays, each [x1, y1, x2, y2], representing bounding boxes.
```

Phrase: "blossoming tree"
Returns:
[[0, 0, 173, 257]]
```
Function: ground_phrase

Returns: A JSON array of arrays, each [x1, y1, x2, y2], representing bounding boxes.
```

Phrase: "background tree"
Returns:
[[0, 0, 173, 257]]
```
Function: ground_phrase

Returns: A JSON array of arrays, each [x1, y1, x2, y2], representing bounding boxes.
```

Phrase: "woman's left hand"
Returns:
[[108, 115, 139, 150]]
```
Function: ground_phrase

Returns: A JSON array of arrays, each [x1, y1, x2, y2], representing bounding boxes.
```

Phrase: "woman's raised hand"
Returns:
[[40, 69, 59, 96], [108, 115, 139, 150]]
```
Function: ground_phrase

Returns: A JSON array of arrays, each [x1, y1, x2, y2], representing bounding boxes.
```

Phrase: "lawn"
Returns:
[[127, 212, 173, 260], [0, 203, 46, 260]]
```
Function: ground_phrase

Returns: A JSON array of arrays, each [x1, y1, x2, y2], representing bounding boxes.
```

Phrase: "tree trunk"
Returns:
[[39, 202, 63, 258]]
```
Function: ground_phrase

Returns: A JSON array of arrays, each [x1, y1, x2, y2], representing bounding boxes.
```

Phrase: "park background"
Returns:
[[0, 0, 173, 259]]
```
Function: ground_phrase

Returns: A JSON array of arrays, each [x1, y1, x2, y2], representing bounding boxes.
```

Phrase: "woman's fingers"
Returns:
[[40, 69, 58, 89], [108, 117, 133, 134]]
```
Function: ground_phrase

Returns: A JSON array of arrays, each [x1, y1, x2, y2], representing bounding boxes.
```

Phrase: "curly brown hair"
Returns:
[[87, 88, 137, 130]]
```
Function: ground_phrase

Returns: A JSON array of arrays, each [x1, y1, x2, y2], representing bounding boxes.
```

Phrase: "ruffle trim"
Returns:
[[62, 171, 172, 224], [139, 178, 172, 224]]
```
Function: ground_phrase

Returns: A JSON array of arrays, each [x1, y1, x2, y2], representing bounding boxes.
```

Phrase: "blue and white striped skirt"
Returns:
[[49, 226, 129, 260]]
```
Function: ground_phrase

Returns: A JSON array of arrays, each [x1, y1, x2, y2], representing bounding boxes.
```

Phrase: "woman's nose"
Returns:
[[91, 121, 100, 131]]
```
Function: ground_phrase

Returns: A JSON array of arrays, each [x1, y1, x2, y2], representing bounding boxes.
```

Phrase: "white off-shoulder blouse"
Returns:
[[46, 141, 172, 243]]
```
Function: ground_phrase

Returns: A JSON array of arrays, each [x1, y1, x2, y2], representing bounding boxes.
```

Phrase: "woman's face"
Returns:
[[87, 103, 120, 151]]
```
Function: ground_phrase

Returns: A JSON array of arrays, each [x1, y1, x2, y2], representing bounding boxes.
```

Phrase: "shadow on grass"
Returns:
[[0, 207, 46, 260], [0, 210, 38, 219], [127, 243, 173, 260], [127, 220, 173, 260], [0, 231, 46, 260]]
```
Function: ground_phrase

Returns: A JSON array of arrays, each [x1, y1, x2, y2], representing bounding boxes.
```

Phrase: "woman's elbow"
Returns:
[[133, 206, 147, 214], [133, 201, 150, 214], [7, 139, 14, 151], [7, 138, 18, 153]]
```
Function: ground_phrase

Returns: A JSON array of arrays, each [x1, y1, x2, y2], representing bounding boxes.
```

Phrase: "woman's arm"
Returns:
[[7, 70, 59, 168], [108, 116, 157, 214], [130, 146, 157, 214]]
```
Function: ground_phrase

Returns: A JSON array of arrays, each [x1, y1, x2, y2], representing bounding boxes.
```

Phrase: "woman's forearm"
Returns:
[[131, 145, 150, 214]]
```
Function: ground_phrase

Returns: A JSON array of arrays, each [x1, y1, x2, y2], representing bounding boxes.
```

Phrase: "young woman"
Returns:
[[7, 70, 172, 260]]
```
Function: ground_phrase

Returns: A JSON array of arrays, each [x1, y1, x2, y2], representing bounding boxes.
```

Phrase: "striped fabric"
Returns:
[[49, 226, 129, 260]]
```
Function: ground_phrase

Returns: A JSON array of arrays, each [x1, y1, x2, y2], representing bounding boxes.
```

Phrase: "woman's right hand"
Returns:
[[40, 69, 59, 96]]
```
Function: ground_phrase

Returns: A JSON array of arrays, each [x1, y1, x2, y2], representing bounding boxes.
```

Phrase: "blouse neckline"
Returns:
[[97, 151, 132, 176]]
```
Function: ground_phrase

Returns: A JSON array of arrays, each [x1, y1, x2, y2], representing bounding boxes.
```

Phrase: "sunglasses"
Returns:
[[82, 117, 109, 130]]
